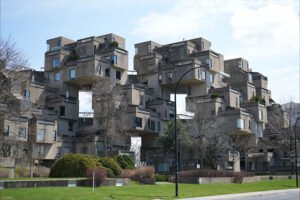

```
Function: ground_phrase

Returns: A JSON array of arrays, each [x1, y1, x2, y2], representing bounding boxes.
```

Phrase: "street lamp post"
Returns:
[[294, 117, 300, 188], [174, 66, 202, 197]]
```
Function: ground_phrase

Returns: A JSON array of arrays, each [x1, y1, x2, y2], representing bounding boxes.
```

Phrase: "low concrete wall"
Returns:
[[179, 176, 261, 184], [0, 178, 130, 189]]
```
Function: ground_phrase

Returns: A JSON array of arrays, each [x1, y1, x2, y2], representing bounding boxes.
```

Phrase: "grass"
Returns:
[[0, 179, 296, 200]]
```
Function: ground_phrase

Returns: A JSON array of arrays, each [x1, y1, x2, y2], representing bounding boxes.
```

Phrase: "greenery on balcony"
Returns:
[[250, 96, 266, 104], [109, 41, 119, 48], [210, 93, 220, 99], [67, 54, 80, 62]]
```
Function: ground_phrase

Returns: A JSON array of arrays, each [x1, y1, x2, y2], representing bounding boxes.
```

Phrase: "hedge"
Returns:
[[98, 158, 121, 177], [49, 154, 96, 177], [114, 155, 135, 169]]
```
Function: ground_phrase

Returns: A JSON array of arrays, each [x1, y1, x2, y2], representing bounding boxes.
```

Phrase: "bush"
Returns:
[[86, 167, 107, 186], [109, 41, 119, 48], [49, 154, 96, 177], [114, 155, 135, 169], [15, 166, 29, 177], [134, 166, 155, 179], [178, 169, 254, 178], [119, 169, 136, 178], [98, 158, 121, 177], [0, 167, 10, 178], [155, 174, 171, 182]]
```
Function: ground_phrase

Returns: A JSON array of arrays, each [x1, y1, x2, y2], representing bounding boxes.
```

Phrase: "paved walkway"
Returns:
[[180, 189, 300, 200]]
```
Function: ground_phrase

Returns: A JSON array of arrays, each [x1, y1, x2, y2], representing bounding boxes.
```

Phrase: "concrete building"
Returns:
[[1, 34, 292, 174]]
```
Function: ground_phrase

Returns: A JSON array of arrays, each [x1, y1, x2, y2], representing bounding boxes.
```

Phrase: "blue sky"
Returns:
[[1, 0, 299, 112]]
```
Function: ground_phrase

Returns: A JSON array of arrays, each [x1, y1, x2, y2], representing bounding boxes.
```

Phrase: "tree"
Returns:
[[92, 78, 129, 157], [186, 97, 230, 169]]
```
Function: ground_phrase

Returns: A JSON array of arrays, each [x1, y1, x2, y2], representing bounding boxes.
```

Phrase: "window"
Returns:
[[111, 55, 118, 64], [187, 87, 192, 96], [57, 40, 61, 47], [116, 70, 121, 80], [59, 106, 65, 116], [248, 73, 253, 82], [259, 110, 263, 120], [151, 120, 156, 131], [167, 72, 173, 80], [38, 145, 45, 157], [238, 61, 243, 68], [69, 69, 76, 79], [98, 64, 102, 74], [23, 89, 30, 99], [158, 121, 161, 132], [147, 119, 151, 130], [237, 119, 245, 129], [52, 130, 57, 141], [37, 129, 45, 142], [158, 74, 162, 82], [105, 68, 110, 77], [68, 121, 73, 132], [206, 58, 212, 67], [66, 90, 69, 98], [135, 117, 142, 128], [52, 58, 60, 67], [209, 73, 214, 83], [139, 95, 144, 106], [57, 147, 61, 157], [18, 127, 26, 139], [54, 72, 60, 81], [3, 125, 9, 136], [147, 44, 151, 51], [64, 147, 71, 154], [169, 110, 175, 118], [201, 71, 206, 80]]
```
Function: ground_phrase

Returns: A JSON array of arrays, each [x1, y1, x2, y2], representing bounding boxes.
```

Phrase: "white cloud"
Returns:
[[230, 2, 299, 58]]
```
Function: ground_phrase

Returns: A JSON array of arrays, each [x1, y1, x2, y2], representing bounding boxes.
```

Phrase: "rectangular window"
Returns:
[[237, 119, 245, 129], [201, 71, 206, 80], [238, 61, 243, 68], [3, 125, 9, 136], [187, 87, 192, 96], [52, 58, 60, 67], [98, 64, 102, 75], [169, 110, 175, 118], [69, 69, 76, 79], [206, 58, 212, 67], [147, 44, 151, 51], [18, 127, 26, 139], [23, 89, 30, 99], [248, 73, 253, 82], [57, 147, 61, 157], [147, 119, 151, 130], [54, 72, 60, 81], [139, 95, 144, 106], [158, 74, 162, 82], [38, 145, 45, 157], [167, 72, 173, 81], [37, 129, 45, 142], [68, 121, 73, 132], [111, 55, 118, 64], [209, 74, 214, 83], [64, 147, 71, 154], [59, 106, 65, 116], [116, 70, 121, 80], [52, 130, 57, 141], [151, 120, 156, 131], [105, 68, 110, 77], [158, 121, 161, 132], [259, 110, 263, 120], [135, 117, 142, 128]]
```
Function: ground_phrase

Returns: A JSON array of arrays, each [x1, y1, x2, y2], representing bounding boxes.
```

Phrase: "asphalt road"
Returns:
[[181, 189, 300, 200]]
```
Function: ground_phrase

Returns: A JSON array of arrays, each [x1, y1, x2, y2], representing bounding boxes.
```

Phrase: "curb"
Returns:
[[179, 189, 300, 200]]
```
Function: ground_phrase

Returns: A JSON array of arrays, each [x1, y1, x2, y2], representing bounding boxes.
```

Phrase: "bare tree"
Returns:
[[92, 78, 129, 157]]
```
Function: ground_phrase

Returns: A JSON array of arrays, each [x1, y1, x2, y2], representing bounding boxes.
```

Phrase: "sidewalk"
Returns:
[[180, 189, 300, 200]]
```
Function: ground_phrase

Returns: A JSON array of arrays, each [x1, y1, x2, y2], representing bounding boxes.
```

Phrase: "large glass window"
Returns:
[[3, 125, 9, 136], [209, 74, 214, 83], [111, 55, 118, 64], [54, 72, 60, 81], [135, 117, 142, 128], [116, 70, 121, 80], [52, 58, 60, 67], [201, 71, 206, 80], [237, 119, 245, 129], [69, 69, 76, 79], [37, 129, 45, 141], [18, 127, 26, 139]]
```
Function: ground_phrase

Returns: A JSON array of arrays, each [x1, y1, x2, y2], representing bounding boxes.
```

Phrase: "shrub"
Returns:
[[155, 174, 171, 182], [49, 154, 96, 177], [178, 169, 254, 178], [134, 166, 155, 179], [109, 41, 119, 48], [86, 167, 107, 186], [98, 158, 121, 177], [33, 166, 50, 177], [119, 169, 136, 178], [0, 167, 10, 178], [114, 155, 135, 169], [15, 166, 29, 177]]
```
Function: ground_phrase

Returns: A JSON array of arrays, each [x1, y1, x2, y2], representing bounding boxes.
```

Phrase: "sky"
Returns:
[[1, 0, 299, 113]]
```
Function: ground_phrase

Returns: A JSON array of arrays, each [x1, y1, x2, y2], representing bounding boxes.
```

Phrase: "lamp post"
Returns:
[[174, 66, 202, 197], [294, 117, 300, 188]]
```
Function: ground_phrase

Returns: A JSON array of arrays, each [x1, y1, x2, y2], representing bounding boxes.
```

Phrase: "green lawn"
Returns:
[[0, 179, 296, 200]]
